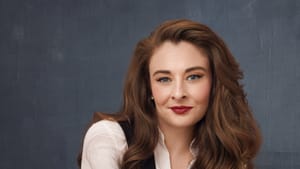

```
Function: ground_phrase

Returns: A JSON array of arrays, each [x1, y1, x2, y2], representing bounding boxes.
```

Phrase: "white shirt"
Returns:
[[81, 120, 196, 169]]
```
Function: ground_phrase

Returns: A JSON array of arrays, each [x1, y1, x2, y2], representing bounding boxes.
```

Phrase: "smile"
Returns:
[[170, 106, 193, 115]]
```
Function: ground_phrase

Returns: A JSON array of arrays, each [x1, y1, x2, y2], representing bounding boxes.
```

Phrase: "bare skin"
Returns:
[[160, 125, 194, 169], [149, 41, 211, 169]]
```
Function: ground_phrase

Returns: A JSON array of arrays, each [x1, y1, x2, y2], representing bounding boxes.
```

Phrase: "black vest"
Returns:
[[118, 121, 156, 169]]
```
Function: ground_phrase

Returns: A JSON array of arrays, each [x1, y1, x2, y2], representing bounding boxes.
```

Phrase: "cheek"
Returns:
[[192, 82, 211, 104], [151, 84, 170, 105]]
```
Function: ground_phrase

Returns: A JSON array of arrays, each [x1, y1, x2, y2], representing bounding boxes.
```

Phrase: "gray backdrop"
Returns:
[[0, 0, 299, 169]]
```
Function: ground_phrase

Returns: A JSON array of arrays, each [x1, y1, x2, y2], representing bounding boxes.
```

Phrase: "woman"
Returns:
[[78, 19, 261, 169]]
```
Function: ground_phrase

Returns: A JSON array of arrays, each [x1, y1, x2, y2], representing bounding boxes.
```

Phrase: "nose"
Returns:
[[171, 80, 187, 100]]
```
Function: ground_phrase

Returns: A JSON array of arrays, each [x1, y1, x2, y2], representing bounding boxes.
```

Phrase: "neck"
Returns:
[[159, 124, 194, 154]]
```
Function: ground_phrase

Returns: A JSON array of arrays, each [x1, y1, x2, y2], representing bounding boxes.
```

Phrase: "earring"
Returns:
[[151, 96, 154, 100]]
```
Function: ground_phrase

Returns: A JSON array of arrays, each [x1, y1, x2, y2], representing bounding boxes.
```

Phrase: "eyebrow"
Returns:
[[152, 66, 208, 76]]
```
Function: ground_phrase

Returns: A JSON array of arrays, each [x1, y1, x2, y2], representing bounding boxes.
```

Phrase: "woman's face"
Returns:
[[149, 41, 212, 130]]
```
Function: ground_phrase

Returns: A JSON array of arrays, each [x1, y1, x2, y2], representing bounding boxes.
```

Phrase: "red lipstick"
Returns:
[[170, 106, 193, 115]]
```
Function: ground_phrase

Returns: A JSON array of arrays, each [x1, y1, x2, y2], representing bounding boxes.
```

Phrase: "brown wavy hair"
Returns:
[[78, 19, 261, 169]]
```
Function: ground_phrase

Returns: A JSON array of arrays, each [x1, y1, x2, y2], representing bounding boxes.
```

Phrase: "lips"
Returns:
[[170, 106, 193, 115]]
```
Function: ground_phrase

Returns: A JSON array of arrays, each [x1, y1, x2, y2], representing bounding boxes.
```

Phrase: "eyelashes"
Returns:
[[156, 77, 171, 83], [187, 74, 203, 80], [156, 74, 203, 83]]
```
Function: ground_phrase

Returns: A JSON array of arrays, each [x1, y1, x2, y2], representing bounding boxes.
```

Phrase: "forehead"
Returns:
[[149, 41, 209, 72]]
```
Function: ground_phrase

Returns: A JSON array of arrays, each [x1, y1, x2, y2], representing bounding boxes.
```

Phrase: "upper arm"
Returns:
[[81, 120, 127, 169]]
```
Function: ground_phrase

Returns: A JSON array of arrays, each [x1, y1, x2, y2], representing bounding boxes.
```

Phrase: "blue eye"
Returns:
[[157, 77, 171, 83], [187, 74, 202, 80]]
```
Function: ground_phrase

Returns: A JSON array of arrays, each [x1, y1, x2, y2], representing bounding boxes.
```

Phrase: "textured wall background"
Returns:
[[0, 0, 299, 169]]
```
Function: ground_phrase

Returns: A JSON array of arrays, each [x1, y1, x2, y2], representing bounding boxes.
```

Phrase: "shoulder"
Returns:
[[81, 120, 128, 168], [84, 120, 126, 146]]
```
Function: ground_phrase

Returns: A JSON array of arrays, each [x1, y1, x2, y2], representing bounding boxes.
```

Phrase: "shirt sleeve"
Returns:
[[81, 120, 127, 169]]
